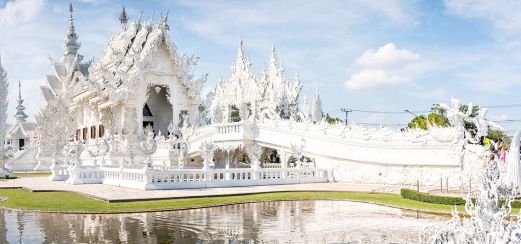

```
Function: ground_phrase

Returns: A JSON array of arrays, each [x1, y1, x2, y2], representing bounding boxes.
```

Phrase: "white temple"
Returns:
[[2, 4, 505, 190]]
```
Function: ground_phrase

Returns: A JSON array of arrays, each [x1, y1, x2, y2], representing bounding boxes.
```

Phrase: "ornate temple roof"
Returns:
[[86, 11, 205, 106]]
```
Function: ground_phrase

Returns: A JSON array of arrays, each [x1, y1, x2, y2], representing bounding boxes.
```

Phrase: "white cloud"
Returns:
[[444, 0, 521, 43], [345, 69, 410, 90], [345, 43, 420, 90], [0, 0, 44, 26], [355, 43, 420, 68]]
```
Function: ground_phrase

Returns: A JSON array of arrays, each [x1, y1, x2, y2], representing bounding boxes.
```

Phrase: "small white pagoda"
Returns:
[[5, 82, 36, 152]]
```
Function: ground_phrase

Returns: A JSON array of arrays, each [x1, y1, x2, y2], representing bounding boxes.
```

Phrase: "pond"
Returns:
[[0, 200, 449, 243]]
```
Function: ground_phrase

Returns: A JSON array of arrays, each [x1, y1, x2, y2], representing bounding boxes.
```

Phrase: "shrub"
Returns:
[[400, 188, 521, 208], [400, 188, 465, 205]]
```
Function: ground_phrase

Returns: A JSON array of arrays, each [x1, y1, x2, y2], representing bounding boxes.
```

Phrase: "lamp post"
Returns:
[[404, 109, 418, 117], [341, 108, 352, 125]]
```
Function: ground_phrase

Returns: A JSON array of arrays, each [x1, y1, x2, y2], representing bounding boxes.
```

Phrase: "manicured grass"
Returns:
[[15, 172, 51, 177], [0, 189, 477, 214]]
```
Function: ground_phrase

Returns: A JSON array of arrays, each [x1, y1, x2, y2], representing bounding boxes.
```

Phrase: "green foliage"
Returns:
[[324, 113, 342, 125], [400, 188, 521, 208], [407, 113, 449, 130], [428, 103, 479, 130], [459, 104, 479, 117], [431, 104, 446, 117], [488, 128, 511, 145], [401, 188, 465, 205]]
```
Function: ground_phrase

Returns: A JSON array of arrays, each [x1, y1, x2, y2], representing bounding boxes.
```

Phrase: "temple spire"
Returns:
[[119, 5, 128, 26], [64, 2, 80, 56], [312, 90, 323, 123], [14, 81, 28, 123]]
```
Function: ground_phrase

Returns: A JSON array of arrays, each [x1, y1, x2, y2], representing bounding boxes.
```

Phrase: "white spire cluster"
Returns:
[[215, 41, 303, 121]]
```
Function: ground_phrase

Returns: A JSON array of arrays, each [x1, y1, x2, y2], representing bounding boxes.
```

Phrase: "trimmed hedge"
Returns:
[[400, 188, 521, 208], [401, 188, 465, 205]]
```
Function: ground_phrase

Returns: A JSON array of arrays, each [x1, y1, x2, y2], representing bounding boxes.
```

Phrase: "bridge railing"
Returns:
[[49, 163, 69, 181], [63, 165, 329, 190]]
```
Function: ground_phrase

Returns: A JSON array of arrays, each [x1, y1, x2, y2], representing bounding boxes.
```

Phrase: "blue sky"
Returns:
[[1, 0, 521, 133]]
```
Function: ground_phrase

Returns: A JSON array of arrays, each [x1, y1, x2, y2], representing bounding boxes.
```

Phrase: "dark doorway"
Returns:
[[19, 139, 25, 150]]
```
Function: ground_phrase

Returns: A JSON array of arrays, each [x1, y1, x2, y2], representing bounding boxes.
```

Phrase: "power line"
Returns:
[[484, 104, 521, 109], [356, 122, 407, 127], [345, 109, 430, 114], [337, 103, 521, 115], [493, 119, 521, 123]]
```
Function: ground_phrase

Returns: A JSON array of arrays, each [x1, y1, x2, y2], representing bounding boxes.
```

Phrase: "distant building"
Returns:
[[5, 82, 36, 151]]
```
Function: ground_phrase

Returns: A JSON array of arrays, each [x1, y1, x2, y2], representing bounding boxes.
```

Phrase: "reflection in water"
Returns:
[[0, 200, 448, 243]]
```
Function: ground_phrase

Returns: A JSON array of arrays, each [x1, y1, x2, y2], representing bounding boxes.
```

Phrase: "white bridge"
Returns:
[[46, 119, 481, 190]]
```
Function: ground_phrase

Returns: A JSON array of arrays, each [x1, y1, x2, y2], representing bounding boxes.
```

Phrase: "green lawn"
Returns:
[[0, 189, 479, 214]]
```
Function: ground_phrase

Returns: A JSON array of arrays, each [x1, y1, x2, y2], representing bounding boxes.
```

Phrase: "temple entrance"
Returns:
[[142, 85, 173, 135], [18, 139, 25, 150]]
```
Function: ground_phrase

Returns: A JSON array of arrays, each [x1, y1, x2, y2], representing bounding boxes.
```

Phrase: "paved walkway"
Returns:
[[0, 177, 410, 202]]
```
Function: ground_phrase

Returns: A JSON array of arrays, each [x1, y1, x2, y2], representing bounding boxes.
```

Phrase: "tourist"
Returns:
[[493, 139, 500, 154], [499, 139, 507, 163]]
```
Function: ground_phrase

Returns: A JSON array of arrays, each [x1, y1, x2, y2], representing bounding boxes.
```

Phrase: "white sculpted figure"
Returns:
[[439, 98, 470, 139], [245, 143, 262, 170], [473, 107, 503, 138], [139, 125, 157, 167], [200, 141, 215, 170]]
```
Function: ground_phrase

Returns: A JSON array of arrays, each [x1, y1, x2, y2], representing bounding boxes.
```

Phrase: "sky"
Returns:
[[1, 0, 521, 133]]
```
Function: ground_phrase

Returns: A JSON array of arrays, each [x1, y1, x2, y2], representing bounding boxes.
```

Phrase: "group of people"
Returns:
[[490, 138, 508, 163]]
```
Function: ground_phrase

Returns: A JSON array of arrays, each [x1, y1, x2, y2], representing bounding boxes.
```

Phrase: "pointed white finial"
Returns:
[[119, 5, 129, 25], [14, 81, 28, 123], [64, 2, 80, 55]]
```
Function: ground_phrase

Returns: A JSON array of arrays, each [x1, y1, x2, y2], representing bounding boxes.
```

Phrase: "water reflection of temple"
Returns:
[[0, 201, 445, 243]]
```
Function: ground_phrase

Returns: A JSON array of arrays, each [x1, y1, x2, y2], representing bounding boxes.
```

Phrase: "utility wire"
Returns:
[[337, 103, 521, 115]]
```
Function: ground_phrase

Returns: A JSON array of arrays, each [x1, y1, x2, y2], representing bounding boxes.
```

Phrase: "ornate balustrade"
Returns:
[[262, 163, 282, 168], [49, 163, 70, 181], [61, 165, 328, 190], [216, 122, 244, 134], [66, 165, 103, 184]]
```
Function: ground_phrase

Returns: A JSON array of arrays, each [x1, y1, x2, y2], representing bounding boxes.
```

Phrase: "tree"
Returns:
[[488, 128, 511, 145], [36, 97, 78, 160], [324, 113, 342, 125], [407, 113, 449, 130], [0, 56, 8, 151]]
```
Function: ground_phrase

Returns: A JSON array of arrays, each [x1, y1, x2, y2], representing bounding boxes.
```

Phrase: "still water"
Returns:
[[0, 200, 448, 243]]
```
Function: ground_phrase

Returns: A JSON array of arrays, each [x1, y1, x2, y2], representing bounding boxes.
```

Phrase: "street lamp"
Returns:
[[404, 109, 418, 117]]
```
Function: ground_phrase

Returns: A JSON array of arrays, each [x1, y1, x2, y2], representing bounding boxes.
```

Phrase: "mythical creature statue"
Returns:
[[139, 125, 157, 167], [473, 107, 503, 139], [439, 98, 473, 141]]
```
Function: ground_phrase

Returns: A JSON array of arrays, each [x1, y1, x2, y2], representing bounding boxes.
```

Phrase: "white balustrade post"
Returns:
[[278, 150, 287, 179], [225, 150, 231, 180], [142, 166, 154, 190]]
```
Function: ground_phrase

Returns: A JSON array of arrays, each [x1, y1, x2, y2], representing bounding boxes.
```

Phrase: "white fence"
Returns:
[[53, 165, 329, 190]]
